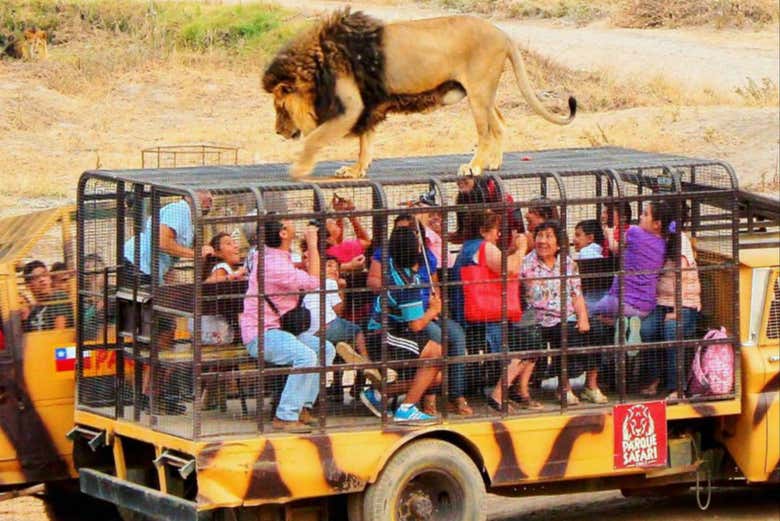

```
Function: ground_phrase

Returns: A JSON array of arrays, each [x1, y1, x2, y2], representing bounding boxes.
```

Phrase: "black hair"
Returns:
[[606, 201, 632, 227], [647, 199, 680, 260], [264, 220, 284, 248], [23, 260, 47, 280], [534, 220, 565, 250], [393, 213, 414, 226], [527, 196, 560, 221], [388, 226, 420, 270], [202, 232, 232, 280], [575, 219, 605, 246], [454, 177, 495, 240]]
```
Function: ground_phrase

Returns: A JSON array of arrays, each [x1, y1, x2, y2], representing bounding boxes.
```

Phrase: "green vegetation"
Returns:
[[0, 0, 304, 55]]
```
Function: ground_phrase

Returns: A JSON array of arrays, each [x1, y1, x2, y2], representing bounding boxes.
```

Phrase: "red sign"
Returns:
[[613, 401, 667, 469]]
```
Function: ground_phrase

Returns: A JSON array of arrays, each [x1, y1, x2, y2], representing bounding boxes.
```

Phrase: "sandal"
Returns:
[[512, 394, 544, 411], [487, 396, 519, 414], [639, 380, 660, 397], [555, 389, 580, 406], [508, 387, 543, 409], [446, 397, 474, 416]]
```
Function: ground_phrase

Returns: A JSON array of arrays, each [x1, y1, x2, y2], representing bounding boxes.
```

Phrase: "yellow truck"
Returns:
[[1, 147, 777, 521]]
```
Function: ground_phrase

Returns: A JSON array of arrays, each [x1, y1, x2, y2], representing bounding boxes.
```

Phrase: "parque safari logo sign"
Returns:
[[613, 402, 667, 469]]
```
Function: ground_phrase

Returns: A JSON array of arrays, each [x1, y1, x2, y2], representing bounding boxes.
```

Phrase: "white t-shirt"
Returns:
[[577, 242, 603, 260], [303, 278, 341, 335]]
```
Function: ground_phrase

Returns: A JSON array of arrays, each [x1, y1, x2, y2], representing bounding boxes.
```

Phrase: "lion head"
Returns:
[[262, 9, 383, 140], [623, 405, 655, 440]]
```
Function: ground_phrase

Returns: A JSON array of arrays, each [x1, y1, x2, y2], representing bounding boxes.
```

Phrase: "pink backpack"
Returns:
[[688, 327, 734, 396]]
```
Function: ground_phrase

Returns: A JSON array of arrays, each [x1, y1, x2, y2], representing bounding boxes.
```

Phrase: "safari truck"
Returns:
[[0, 207, 80, 493], [67, 147, 778, 521], [0, 145, 238, 506]]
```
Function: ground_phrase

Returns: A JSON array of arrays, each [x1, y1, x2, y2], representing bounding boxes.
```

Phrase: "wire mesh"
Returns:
[[76, 148, 744, 440]]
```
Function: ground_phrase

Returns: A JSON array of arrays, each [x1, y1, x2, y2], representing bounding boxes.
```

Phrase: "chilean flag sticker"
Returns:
[[55, 346, 90, 372]]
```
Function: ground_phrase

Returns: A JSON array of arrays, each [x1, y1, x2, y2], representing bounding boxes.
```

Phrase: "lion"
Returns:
[[262, 9, 576, 179], [2, 28, 48, 61]]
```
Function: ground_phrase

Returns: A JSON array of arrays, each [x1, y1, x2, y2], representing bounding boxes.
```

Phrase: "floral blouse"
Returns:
[[521, 250, 582, 327]]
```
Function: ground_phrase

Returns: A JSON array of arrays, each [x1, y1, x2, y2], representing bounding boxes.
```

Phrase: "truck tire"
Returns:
[[359, 438, 486, 521]]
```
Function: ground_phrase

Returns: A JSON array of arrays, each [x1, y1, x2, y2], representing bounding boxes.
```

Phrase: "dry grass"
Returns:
[[431, 0, 615, 24], [614, 0, 779, 28], [429, 0, 779, 27], [0, 0, 777, 205]]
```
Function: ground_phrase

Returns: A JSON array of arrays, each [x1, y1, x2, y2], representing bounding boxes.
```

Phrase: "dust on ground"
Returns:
[[2, 486, 778, 520], [0, 0, 778, 218]]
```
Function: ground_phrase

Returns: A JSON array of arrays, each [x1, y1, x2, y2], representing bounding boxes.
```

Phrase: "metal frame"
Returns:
[[75, 147, 746, 440]]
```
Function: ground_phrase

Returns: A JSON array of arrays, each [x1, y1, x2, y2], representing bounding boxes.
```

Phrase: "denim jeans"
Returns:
[[246, 329, 336, 421], [325, 317, 362, 346], [424, 318, 466, 399], [641, 306, 699, 391]]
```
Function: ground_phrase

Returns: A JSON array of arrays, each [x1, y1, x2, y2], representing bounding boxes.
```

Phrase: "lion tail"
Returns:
[[507, 42, 576, 125]]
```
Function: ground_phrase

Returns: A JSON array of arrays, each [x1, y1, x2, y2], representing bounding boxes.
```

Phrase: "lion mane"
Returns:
[[263, 8, 575, 179], [263, 10, 454, 136]]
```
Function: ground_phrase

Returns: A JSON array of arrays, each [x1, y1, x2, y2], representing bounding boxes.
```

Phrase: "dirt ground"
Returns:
[[0, 0, 778, 519], [0, 0, 777, 217], [1, 485, 778, 520]]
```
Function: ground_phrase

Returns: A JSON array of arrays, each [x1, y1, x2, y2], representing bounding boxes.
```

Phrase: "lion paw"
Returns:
[[334, 165, 367, 179], [289, 161, 313, 180], [458, 164, 483, 177]]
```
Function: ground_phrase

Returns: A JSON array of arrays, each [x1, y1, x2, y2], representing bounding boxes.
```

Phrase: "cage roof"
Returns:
[[0, 206, 73, 266], [81, 146, 735, 192]]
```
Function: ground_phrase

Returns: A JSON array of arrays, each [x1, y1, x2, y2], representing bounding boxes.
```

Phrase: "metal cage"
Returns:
[[76, 147, 741, 440]]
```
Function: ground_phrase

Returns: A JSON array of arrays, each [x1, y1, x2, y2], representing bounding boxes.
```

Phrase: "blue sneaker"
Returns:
[[360, 389, 383, 418], [393, 403, 437, 424]]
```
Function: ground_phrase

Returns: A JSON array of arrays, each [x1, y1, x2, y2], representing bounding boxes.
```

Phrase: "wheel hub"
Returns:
[[408, 491, 434, 519]]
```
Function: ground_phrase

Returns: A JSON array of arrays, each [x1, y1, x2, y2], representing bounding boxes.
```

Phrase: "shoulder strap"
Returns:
[[265, 292, 306, 316], [478, 241, 488, 267], [264, 295, 280, 316]]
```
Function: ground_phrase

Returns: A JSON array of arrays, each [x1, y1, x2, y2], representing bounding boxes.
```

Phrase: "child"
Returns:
[[591, 200, 674, 320], [302, 255, 381, 384], [192, 233, 248, 347], [601, 202, 632, 255], [204, 232, 248, 282], [640, 208, 701, 398], [573, 219, 605, 260]]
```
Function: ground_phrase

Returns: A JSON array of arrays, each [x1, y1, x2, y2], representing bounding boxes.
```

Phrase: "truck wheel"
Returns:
[[360, 439, 486, 521]]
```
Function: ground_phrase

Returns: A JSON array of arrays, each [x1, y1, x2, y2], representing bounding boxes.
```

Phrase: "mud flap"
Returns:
[[79, 468, 210, 521]]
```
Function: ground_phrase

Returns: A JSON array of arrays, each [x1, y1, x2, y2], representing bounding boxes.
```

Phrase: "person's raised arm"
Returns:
[[305, 224, 320, 279], [159, 224, 213, 259], [483, 234, 527, 277], [348, 216, 371, 248], [367, 258, 382, 291]]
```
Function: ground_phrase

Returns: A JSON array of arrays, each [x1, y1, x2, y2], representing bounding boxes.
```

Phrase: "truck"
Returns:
[[2, 147, 777, 521]]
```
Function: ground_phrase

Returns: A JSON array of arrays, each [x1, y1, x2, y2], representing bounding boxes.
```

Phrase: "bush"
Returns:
[[0, 0, 299, 54], [615, 0, 779, 28]]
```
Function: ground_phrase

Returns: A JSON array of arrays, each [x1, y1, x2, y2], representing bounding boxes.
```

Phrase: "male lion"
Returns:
[[2, 27, 48, 61], [263, 9, 576, 179]]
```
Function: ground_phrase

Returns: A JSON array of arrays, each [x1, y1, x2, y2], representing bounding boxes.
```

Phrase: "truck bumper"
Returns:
[[79, 468, 209, 521]]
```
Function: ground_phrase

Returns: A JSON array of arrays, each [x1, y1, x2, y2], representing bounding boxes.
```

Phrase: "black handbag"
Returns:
[[265, 295, 311, 336]]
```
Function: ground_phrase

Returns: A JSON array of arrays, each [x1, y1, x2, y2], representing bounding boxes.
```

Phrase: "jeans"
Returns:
[[591, 294, 651, 318], [424, 318, 467, 399], [325, 317, 362, 345], [246, 329, 336, 421], [641, 306, 699, 391]]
